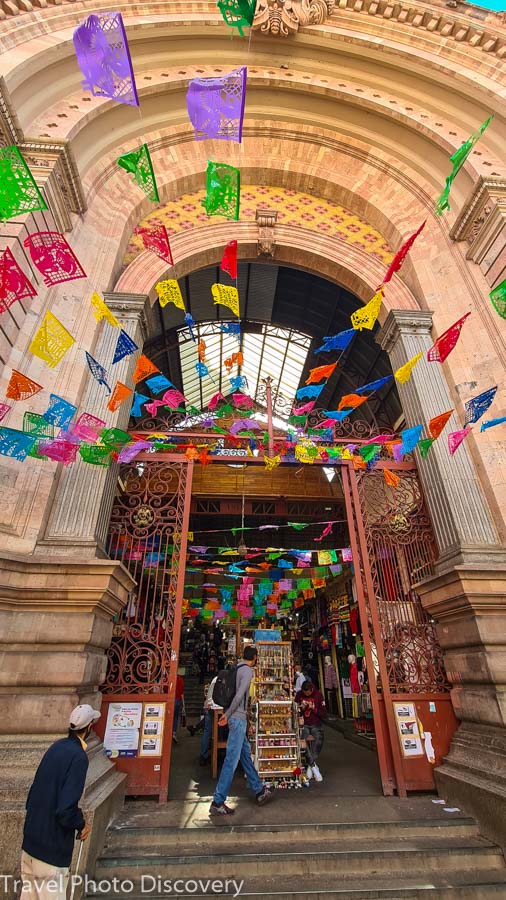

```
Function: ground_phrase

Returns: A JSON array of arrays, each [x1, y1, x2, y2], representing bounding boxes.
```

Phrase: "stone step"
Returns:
[[104, 817, 481, 853], [95, 839, 504, 881]]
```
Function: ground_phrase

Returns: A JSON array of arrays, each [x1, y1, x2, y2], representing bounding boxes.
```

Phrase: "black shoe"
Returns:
[[199, 755, 209, 766], [209, 801, 234, 816], [256, 786, 273, 805]]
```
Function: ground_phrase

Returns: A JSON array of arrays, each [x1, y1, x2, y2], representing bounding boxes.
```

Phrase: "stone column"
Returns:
[[35, 293, 147, 559], [377, 309, 506, 852]]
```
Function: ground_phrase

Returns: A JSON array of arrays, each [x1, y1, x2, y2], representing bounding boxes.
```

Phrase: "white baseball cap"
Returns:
[[69, 704, 101, 730]]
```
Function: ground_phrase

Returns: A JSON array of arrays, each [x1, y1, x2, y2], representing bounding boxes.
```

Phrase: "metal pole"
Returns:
[[263, 376, 274, 456]]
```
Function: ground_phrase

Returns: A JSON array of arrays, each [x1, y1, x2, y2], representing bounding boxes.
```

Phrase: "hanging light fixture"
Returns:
[[237, 465, 247, 556]]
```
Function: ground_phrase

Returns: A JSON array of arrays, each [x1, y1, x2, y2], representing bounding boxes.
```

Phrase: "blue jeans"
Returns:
[[173, 698, 182, 735], [200, 709, 213, 759], [213, 716, 263, 805]]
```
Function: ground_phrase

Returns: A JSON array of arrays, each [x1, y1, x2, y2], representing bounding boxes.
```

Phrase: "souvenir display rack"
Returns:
[[252, 641, 303, 788]]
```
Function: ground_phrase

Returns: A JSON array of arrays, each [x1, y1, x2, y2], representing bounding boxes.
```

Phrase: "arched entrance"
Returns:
[[95, 262, 458, 803]]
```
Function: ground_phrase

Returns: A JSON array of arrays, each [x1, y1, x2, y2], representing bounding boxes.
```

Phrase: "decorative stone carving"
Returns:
[[256, 207, 278, 256], [253, 0, 335, 36], [449, 177, 506, 274]]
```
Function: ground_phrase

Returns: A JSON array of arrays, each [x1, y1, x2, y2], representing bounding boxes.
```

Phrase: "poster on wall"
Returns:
[[104, 702, 142, 758], [139, 702, 166, 757], [393, 701, 424, 757]]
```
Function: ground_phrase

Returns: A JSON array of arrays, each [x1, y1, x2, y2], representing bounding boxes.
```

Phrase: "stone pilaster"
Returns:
[[35, 293, 147, 559], [377, 308, 506, 851]]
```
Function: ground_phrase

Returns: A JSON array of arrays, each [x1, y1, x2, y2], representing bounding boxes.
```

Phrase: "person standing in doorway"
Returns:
[[199, 675, 221, 765], [173, 671, 185, 743], [21, 704, 100, 899], [294, 662, 306, 694], [210, 646, 272, 815], [296, 679, 326, 782]]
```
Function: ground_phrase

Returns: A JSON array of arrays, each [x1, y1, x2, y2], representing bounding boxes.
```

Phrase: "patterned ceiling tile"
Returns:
[[123, 185, 393, 266]]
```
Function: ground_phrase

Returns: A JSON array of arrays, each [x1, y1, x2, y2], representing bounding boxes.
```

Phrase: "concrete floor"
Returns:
[[117, 723, 465, 830]]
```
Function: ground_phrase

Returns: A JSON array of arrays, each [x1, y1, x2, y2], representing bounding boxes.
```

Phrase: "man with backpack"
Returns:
[[210, 645, 272, 816]]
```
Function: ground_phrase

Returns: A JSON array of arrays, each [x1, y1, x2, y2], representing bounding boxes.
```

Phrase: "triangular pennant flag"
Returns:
[[145, 374, 174, 394], [264, 454, 281, 471], [196, 361, 210, 378], [0, 403, 11, 423], [323, 410, 349, 422], [464, 386, 498, 426], [73, 11, 139, 107], [112, 329, 138, 364], [136, 224, 173, 264], [0, 427, 37, 460], [185, 312, 196, 341], [418, 437, 435, 459], [0, 247, 37, 313], [85, 351, 111, 393], [0, 146, 48, 222], [383, 468, 400, 487], [359, 443, 382, 462], [6, 370, 43, 401], [221, 240, 238, 279], [480, 416, 506, 432], [24, 232, 86, 286], [156, 279, 185, 310], [427, 313, 471, 363], [43, 395, 77, 427], [354, 375, 393, 395], [208, 391, 226, 410], [435, 117, 493, 215], [448, 427, 471, 455], [428, 410, 453, 440], [315, 329, 355, 355], [204, 161, 240, 220], [117, 143, 159, 202], [400, 424, 423, 454], [351, 287, 384, 331], [163, 388, 186, 409], [107, 382, 132, 412], [306, 363, 337, 385], [395, 352, 423, 384], [90, 292, 120, 327], [188, 68, 246, 142], [130, 392, 148, 417], [490, 279, 506, 320], [132, 354, 159, 384], [382, 222, 425, 285], [212, 283, 240, 317], [29, 311, 75, 368], [338, 393, 367, 411]]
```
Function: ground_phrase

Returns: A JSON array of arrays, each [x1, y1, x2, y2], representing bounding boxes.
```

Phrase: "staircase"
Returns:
[[87, 815, 506, 898], [178, 651, 204, 720]]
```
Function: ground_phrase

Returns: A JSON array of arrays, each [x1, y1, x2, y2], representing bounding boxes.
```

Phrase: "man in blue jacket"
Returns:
[[21, 703, 101, 898]]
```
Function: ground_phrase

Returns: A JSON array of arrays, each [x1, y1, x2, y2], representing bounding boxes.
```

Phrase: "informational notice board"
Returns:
[[103, 700, 166, 759]]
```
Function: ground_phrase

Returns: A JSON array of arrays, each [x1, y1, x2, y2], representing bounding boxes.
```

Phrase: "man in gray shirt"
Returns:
[[210, 645, 272, 815]]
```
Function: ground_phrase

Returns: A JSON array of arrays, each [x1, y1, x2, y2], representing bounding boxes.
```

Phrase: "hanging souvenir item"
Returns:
[[131, 354, 159, 384], [383, 468, 400, 488], [350, 288, 384, 331], [354, 375, 393, 395], [381, 222, 425, 285], [216, 0, 256, 35], [156, 279, 185, 310], [417, 438, 435, 459], [221, 240, 238, 279], [90, 291, 120, 326], [464, 386, 498, 426], [0, 146, 48, 222], [448, 428, 471, 455], [29, 311, 75, 368], [394, 352, 423, 384], [428, 410, 453, 440], [187, 67, 247, 143], [0, 403, 11, 423], [136, 224, 173, 265], [435, 117, 493, 215], [43, 395, 77, 427], [24, 232, 86, 286], [6, 370, 43, 401], [117, 144, 159, 202], [212, 283, 240, 316], [427, 313, 471, 363], [490, 279, 506, 320], [264, 454, 281, 470], [480, 416, 506, 432], [315, 329, 355, 355], [204, 161, 240, 220], [0, 248, 37, 314], [0, 427, 37, 460], [112, 329, 138, 364], [85, 352, 111, 393], [73, 11, 139, 106], [305, 363, 337, 384]]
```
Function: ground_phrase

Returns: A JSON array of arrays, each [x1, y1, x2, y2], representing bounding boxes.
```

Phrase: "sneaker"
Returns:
[[312, 764, 323, 782], [306, 766, 313, 780], [172, 734, 178, 744], [256, 786, 273, 805], [209, 801, 234, 816]]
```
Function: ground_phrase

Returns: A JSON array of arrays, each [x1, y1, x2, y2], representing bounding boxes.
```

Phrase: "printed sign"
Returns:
[[393, 701, 423, 757], [104, 702, 142, 758], [139, 702, 166, 757]]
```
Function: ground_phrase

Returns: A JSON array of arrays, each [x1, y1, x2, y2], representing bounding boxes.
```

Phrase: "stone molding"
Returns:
[[449, 176, 506, 267], [256, 207, 278, 257], [418, 560, 506, 621], [253, 0, 335, 36], [376, 308, 434, 353]]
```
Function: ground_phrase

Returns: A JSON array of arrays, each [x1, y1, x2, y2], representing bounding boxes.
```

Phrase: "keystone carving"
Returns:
[[256, 207, 278, 257], [253, 0, 335, 36], [449, 177, 506, 280]]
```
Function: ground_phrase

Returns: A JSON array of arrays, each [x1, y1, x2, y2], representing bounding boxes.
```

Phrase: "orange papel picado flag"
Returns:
[[305, 363, 337, 385], [429, 409, 453, 440], [384, 468, 400, 488], [108, 382, 133, 412], [338, 393, 367, 411], [132, 354, 159, 384]]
